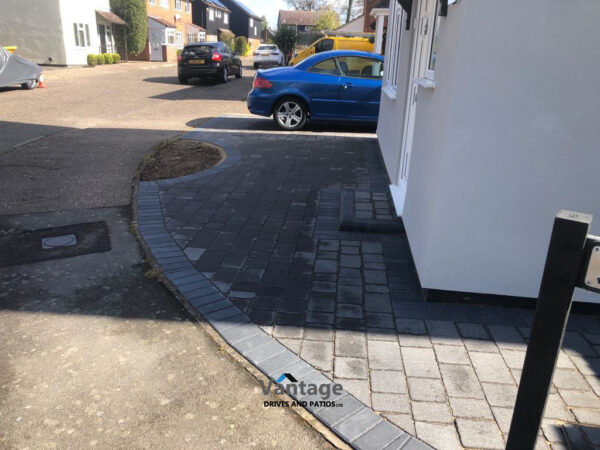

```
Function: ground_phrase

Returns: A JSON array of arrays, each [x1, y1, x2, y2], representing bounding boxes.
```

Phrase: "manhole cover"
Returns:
[[42, 234, 77, 249], [0, 222, 111, 267]]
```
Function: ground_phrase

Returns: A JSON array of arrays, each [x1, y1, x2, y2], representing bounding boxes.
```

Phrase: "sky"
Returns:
[[236, 0, 288, 30]]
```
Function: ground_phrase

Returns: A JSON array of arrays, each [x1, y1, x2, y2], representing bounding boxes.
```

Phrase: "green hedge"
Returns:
[[87, 54, 97, 67], [234, 36, 249, 56], [103, 53, 114, 64], [112, 53, 121, 63], [96, 53, 105, 65]]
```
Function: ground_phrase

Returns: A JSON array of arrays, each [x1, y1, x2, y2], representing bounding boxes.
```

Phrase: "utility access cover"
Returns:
[[0, 222, 111, 267]]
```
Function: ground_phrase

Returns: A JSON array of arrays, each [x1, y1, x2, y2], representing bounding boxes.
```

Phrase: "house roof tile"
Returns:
[[278, 10, 319, 27]]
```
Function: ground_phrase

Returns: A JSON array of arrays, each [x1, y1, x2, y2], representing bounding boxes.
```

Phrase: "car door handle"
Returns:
[[343, 83, 354, 89]]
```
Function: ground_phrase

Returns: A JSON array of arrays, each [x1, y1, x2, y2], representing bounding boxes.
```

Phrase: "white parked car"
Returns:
[[253, 44, 283, 69]]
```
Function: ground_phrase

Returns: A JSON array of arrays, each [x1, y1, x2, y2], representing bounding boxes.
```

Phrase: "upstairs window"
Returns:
[[175, 0, 182, 11], [160, 0, 168, 8], [148, 0, 156, 4], [224, 13, 228, 24], [209, 8, 214, 20], [249, 18, 253, 27], [185, 0, 190, 13]]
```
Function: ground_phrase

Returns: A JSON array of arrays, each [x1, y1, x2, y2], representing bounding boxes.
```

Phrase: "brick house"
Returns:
[[132, 0, 204, 62], [277, 10, 318, 32]]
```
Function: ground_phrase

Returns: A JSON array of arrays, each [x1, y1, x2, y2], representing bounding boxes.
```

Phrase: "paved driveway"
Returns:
[[138, 116, 600, 450], [0, 62, 331, 449]]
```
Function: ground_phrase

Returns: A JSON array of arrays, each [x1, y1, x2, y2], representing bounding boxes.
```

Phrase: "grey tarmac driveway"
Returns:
[[0, 61, 332, 449]]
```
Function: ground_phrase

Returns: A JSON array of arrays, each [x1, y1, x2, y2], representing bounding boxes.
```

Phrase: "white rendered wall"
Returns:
[[0, 0, 66, 65], [58, 0, 111, 65], [400, 0, 600, 302]]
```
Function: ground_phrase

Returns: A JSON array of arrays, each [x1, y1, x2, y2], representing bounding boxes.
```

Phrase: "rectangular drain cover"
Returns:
[[0, 222, 110, 267]]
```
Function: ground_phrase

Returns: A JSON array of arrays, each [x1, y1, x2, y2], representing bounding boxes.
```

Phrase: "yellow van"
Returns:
[[290, 35, 374, 66]]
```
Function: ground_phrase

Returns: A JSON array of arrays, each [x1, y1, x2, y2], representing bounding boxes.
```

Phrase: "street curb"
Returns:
[[131, 131, 432, 450]]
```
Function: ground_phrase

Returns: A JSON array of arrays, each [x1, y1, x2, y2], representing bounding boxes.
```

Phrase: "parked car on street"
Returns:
[[177, 42, 242, 84], [247, 50, 384, 131], [0, 46, 43, 90], [253, 44, 283, 69], [289, 34, 374, 66]]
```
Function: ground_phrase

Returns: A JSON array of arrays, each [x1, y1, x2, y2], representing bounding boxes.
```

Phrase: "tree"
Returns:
[[314, 7, 340, 30], [110, 0, 148, 55], [285, 0, 325, 11], [334, 0, 363, 23], [234, 36, 249, 56], [273, 26, 298, 65], [261, 15, 268, 32]]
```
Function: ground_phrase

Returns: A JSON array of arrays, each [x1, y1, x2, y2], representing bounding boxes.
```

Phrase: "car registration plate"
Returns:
[[190, 59, 204, 64]]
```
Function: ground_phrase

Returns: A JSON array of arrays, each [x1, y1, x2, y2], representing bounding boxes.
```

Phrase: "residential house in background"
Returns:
[[133, 0, 197, 62], [377, 0, 600, 303], [0, 0, 125, 65], [218, 0, 262, 52], [363, 0, 388, 33], [336, 15, 364, 33], [277, 10, 318, 32], [192, 0, 231, 42]]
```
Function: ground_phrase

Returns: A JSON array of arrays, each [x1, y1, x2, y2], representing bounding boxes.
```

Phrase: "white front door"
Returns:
[[149, 30, 164, 61], [395, 0, 438, 215]]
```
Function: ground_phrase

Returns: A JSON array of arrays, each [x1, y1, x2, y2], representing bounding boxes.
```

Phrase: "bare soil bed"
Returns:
[[141, 138, 225, 181]]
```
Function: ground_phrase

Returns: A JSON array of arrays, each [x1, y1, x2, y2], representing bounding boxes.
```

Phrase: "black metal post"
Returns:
[[506, 210, 592, 450]]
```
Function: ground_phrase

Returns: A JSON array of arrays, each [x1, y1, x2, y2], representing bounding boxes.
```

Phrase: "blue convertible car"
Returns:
[[247, 50, 384, 131]]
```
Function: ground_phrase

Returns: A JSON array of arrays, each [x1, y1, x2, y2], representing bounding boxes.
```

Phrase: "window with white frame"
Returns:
[[224, 13, 228, 24], [176, 31, 183, 48], [175, 0, 182, 11], [185, 0, 190, 13], [166, 28, 175, 44], [209, 8, 214, 20], [216, 10, 222, 18], [249, 18, 253, 27], [160, 0, 168, 8], [148, 0, 156, 5], [73, 23, 91, 47], [383, 1, 404, 95]]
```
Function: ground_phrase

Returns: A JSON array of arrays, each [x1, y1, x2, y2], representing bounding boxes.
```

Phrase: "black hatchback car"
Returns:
[[178, 42, 242, 84]]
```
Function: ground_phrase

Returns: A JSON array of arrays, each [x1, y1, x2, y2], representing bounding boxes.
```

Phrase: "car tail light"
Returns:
[[212, 52, 222, 62], [253, 76, 273, 89], [253, 52, 259, 56], [177, 55, 182, 62]]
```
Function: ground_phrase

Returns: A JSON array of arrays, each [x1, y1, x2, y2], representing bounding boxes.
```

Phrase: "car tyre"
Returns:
[[221, 67, 228, 83], [178, 75, 189, 84], [253, 63, 258, 69], [235, 64, 242, 79], [21, 79, 38, 90], [273, 97, 308, 131]]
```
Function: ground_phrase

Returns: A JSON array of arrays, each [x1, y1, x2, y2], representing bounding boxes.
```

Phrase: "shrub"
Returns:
[[219, 29, 235, 50], [87, 54, 97, 67], [103, 53, 114, 64], [96, 53, 105, 65], [234, 36, 249, 56], [110, 0, 148, 55], [273, 26, 297, 65], [112, 53, 121, 63]]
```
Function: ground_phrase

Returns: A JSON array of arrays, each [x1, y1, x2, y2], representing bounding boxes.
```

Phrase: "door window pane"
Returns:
[[315, 39, 334, 53], [336, 56, 383, 79], [308, 58, 340, 76]]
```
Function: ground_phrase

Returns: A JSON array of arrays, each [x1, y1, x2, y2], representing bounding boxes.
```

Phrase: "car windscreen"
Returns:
[[183, 45, 214, 56], [258, 45, 277, 51]]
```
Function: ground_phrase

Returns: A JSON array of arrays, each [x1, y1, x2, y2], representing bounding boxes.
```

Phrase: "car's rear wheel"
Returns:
[[221, 67, 228, 83], [178, 75, 189, 84], [235, 64, 242, 79], [21, 79, 38, 90], [273, 97, 308, 131]]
